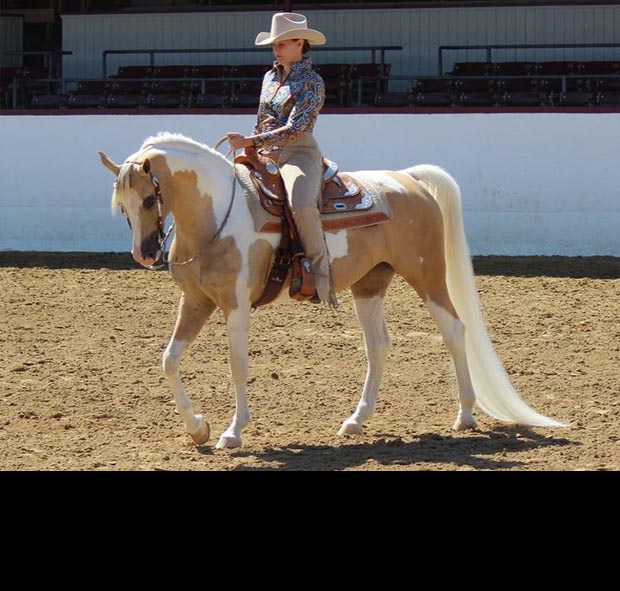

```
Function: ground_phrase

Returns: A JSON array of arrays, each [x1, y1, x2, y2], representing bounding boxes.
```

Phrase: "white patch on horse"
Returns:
[[120, 187, 143, 254], [326, 230, 349, 261], [166, 154, 230, 208], [229, 178, 279, 303]]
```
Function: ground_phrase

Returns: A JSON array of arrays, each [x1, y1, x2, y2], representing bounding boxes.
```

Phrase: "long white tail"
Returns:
[[402, 164, 566, 427]]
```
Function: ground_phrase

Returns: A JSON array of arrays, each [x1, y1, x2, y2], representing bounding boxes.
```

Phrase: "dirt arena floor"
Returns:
[[0, 252, 618, 471]]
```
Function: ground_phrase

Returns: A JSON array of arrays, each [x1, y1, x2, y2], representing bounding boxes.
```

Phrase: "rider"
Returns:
[[226, 12, 337, 309]]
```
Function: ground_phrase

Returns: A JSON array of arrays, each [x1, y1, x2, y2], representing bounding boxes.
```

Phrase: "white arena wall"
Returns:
[[0, 112, 618, 255]]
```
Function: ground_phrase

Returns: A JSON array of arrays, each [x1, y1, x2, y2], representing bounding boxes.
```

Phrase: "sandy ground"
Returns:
[[0, 252, 618, 471]]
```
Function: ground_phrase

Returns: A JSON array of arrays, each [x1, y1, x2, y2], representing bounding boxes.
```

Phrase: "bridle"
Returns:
[[124, 136, 237, 270]]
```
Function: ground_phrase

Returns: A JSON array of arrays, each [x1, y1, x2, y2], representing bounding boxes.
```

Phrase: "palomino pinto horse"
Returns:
[[99, 133, 565, 448]]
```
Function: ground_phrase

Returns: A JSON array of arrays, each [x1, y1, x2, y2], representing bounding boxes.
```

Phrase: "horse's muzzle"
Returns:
[[132, 229, 163, 268]]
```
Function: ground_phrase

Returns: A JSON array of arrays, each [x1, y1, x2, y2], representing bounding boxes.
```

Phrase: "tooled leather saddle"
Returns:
[[234, 147, 382, 308], [235, 147, 373, 222]]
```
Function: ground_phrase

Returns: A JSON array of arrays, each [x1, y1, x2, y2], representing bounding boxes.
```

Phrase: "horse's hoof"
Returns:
[[452, 415, 477, 432], [189, 416, 210, 445], [338, 420, 363, 436], [215, 434, 242, 449]]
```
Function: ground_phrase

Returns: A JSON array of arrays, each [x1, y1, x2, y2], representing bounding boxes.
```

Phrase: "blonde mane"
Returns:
[[139, 132, 224, 159]]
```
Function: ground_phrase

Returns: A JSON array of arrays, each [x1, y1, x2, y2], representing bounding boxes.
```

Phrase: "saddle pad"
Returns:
[[236, 165, 393, 234]]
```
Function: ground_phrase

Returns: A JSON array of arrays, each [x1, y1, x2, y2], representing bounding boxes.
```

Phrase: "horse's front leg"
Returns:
[[163, 294, 216, 445], [216, 304, 251, 449]]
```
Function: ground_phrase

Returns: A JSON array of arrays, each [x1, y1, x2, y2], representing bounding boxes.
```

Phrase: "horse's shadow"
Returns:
[[223, 426, 575, 471]]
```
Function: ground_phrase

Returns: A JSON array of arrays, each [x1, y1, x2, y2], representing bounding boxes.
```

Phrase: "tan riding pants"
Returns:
[[278, 132, 337, 307]]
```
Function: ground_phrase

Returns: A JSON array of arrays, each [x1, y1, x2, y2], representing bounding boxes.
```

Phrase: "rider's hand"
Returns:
[[226, 132, 253, 151]]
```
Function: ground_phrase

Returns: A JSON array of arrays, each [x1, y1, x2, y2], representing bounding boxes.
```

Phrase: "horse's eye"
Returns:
[[143, 195, 157, 210]]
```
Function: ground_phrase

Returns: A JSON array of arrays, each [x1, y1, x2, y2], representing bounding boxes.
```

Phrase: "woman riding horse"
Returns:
[[225, 12, 338, 309]]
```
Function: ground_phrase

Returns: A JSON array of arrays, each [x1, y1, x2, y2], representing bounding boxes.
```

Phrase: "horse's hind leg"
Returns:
[[425, 297, 477, 431], [406, 269, 477, 431], [339, 264, 394, 436], [163, 294, 216, 444]]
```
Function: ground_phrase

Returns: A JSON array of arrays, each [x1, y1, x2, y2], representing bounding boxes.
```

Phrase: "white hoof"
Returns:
[[452, 414, 477, 432], [215, 434, 242, 449], [338, 420, 364, 436], [189, 415, 210, 445]]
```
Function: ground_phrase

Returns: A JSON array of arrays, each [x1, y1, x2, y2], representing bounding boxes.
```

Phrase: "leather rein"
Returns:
[[134, 136, 237, 270]]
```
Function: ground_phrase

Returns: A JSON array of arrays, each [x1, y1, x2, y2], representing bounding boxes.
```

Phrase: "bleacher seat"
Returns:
[[414, 91, 453, 107], [557, 91, 593, 106], [67, 94, 106, 108], [535, 61, 579, 75], [596, 78, 620, 91], [453, 78, 493, 92], [193, 93, 230, 108], [151, 65, 192, 78], [74, 80, 112, 95], [31, 94, 69, 108], [191, 65, 232, 78], [116, 66, 153, 79], [540, 78, 582, 93], [500, 91, 547, 107], [578, 61, 620, 75], [144, 93, 188, 108], [373, 91, 411, 107], [107, 93, 145, 108], [147, 80, 199, 95], [496, 78, 539, 92], [229, 94, 259, 108], [110, 80, 147, 94], [457, 91, 497, 107], [450, 62, 492, 76], [232, 80, 261, 95], [493, 62, 537, 76], [413, 77, 453, 93], [230, 64, 269, 79], [597, 91, 620, 106]]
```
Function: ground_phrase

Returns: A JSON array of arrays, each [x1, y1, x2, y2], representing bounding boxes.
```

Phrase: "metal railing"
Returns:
[[101, 45, 402, 77], [0, 50, 73, 76], [438, 43, 620, 75]]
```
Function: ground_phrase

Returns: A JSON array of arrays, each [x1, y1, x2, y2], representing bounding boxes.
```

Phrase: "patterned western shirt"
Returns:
[[252, 56, 325, 149]]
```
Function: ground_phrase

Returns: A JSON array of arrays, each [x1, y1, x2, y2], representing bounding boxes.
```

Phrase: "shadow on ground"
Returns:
[[225, 427, 575, 471]]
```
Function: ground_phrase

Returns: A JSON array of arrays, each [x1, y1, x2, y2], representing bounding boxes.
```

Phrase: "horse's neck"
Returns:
[[167, 150, 249, 248]]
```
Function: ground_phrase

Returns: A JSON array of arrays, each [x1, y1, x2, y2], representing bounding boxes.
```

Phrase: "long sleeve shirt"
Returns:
[[252, 56, 325, 150]]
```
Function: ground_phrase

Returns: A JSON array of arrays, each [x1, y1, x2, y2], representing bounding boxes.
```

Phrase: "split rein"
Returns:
[[140, 136, 237, 271]]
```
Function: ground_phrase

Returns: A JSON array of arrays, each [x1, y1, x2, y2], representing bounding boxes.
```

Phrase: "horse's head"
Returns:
[[98, 150, 169, 268]]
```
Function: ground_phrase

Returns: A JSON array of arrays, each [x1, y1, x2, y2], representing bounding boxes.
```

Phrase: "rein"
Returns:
[[136, 137, 237, 270]]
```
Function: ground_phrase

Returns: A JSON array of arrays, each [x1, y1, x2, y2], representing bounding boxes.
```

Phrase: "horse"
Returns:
[[98, 132, 565, 448]]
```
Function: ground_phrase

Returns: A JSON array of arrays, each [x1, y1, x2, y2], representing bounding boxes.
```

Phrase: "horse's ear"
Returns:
[[140, 158, 151, 176], [98, 151, 120, 176]]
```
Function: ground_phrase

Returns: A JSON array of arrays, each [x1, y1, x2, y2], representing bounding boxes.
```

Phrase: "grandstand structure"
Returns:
[[1, 1, 620, 112]]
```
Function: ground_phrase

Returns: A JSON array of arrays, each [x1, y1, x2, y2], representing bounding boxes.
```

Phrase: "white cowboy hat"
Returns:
[[255, 12, 326, 46]]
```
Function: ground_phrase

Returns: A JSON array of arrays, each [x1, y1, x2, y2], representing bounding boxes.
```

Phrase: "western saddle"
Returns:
[[235, 147, 371, 307]]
